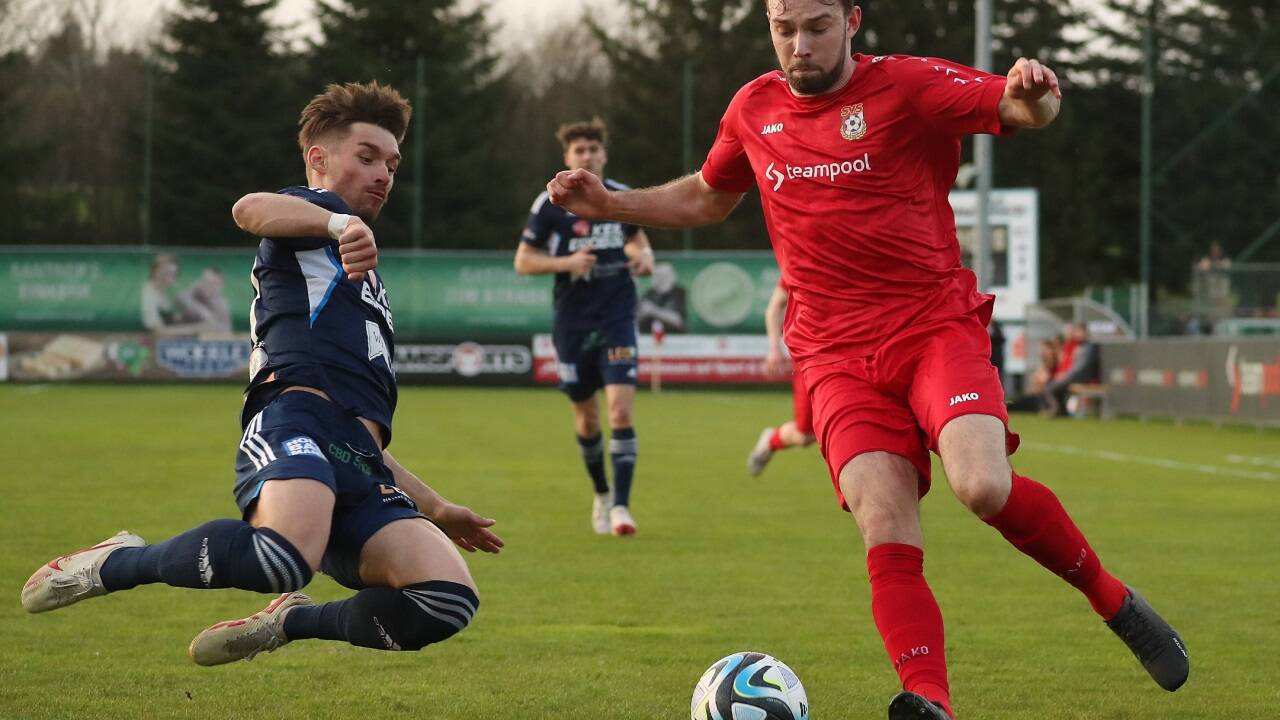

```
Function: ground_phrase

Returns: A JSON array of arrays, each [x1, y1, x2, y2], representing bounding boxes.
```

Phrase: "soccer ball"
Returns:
[[690, 651, 809, 720]]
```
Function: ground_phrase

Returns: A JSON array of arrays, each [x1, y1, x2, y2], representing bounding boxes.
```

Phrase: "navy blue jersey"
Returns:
[[242, 186, 397, 444], [521, 178, 640, 330]]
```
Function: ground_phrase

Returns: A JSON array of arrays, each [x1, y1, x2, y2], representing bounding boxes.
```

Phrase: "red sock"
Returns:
[[867, 544, 953, 718], [983, 473, 1128, 619], [767, 428, 786, 451]]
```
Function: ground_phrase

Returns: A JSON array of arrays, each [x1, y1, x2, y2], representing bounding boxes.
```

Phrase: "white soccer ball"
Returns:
[[690, 651, 809, 720]]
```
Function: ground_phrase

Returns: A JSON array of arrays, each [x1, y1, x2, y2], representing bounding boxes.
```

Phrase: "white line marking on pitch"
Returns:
[[1021, 442, 1280, 482], [1226, 454, 1280, 470]]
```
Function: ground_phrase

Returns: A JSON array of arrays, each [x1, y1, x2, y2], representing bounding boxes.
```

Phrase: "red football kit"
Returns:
[[702, 54, 1019, 503]]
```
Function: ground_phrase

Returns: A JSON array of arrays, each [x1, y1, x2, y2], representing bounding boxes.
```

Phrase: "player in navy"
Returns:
[[514, 118, 654, 536], [21, 81, 503, 665]]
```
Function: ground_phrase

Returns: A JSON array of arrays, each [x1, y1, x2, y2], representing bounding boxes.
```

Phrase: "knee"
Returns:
[[848, 496, 917, 547], [800, 433, 816, 448], [608, 406, 632, 429], [948, 466, 1011, 517], [396, 581, 480, 650], [575, 416, 600, 437]]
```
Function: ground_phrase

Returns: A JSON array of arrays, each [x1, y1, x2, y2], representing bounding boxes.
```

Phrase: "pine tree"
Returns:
[[150, 0, 302, 247], [305, 0, 515, 248]]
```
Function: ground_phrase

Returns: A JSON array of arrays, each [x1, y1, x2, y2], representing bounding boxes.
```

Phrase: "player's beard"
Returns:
[[785, 42, 850, 95]]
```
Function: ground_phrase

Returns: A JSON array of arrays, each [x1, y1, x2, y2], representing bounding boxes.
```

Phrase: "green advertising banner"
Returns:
[[1, 247, 780, 339]]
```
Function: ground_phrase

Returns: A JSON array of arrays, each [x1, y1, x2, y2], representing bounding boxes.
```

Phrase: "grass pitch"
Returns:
[[1, 384, 1277, 719]]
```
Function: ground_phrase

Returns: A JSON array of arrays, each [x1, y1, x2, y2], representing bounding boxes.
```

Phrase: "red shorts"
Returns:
[[792, 372, 814, 436], [801, 313, 1019, 511]]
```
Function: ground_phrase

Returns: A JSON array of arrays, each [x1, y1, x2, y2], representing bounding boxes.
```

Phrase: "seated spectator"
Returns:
[[1006, 336, 1060, 413], [1041, 323, 1100, 417]]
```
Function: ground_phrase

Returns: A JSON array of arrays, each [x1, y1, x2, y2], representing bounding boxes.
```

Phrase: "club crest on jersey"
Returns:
[[573, 219, 591, 237], [840, 103, 867, 141]]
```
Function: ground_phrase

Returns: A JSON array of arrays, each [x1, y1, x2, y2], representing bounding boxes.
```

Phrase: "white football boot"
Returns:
[[21, 530, 145, 613], [188, 592, 314, 666], [591, 491, 613, 535], [746, 427, 776, 477], [609, 505, 637, 536]]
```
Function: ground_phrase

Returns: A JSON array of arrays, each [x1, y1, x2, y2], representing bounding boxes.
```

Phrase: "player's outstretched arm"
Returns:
[[382, 450, 504, 554], [513, 241, 597, 277], [547, 170, 745, 229], [998, 57, 1062, 129], [232, 192, 377, 281]]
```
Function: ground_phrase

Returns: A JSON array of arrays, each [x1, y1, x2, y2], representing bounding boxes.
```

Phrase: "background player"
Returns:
[[546, 1, 1188, 717], [747, 281, 816, 476], [514, 118, 654, 536], [22, 82, 503, 665]]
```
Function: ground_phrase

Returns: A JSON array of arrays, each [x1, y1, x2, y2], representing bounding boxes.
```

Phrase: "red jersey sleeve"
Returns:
[[878, 55, 1012, 137], [700, 85, 757, 193]]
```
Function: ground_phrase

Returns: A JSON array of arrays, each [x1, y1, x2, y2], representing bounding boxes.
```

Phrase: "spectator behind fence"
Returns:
[[1194, 240, 1233, 323], [1041, 323, 1099, 417]]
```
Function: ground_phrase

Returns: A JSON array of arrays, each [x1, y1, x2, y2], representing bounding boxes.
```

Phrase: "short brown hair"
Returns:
[[297, 81, 412, 153], [765, 0, 854, 15], [555, 118, 608, 150]]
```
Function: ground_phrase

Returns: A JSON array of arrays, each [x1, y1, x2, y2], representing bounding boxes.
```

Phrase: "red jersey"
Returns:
[[701, 54, 1012, 367]]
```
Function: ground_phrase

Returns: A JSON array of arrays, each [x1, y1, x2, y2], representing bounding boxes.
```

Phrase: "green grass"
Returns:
[[1, 384, 1277, 719]]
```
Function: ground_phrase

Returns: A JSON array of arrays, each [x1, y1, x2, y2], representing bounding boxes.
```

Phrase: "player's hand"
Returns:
[[433, 502, 504, 554], [765, 347, 790, 378], [547, 168, 612, 219], [564, 243, 598, 277], [628, 250, 654, 277], [337, 217, 377, 282], [1005, 57, 1061, 102]]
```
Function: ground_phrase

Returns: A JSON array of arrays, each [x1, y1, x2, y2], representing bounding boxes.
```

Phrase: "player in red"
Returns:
[[547, 1, 1189, 717], [747, 281, 817, 476]]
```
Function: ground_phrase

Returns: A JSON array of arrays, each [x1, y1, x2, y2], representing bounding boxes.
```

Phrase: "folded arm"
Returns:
[[232, 192, 376, 281]]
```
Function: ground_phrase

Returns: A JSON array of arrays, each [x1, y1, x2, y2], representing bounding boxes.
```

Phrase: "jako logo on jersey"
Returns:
[[949, 392, 980, 406], [764, 153, 873, 191], [761, 122, 784, 135]]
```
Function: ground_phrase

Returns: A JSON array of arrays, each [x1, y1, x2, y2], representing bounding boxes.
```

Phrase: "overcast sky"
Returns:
[[110, 0, 611, 50]]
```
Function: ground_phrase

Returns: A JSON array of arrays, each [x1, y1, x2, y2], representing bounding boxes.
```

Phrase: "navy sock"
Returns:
[[576, 433, 610, 495], [283, 581, 479, 650], [99, 519, 312, 593], [609, 427, 637, 507]]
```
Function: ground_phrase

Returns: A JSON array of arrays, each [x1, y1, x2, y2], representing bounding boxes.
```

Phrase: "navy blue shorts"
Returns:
[[552, 321, 638, 402], [234, 391, 424, 590]]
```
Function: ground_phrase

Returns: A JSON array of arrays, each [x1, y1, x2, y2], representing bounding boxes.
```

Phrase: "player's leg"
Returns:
[[918, 317, 1188, 692], [603, 382, 637, 535], [749, 373, 816, 476], [839, 454, 953, 720], [278, 518, 478, 653], [807, 362, 955, 719], [571, 393, 614, 534], [561, 327, 613, 534], [21, 399, 330, 613], [600, 323, 639, 536]]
